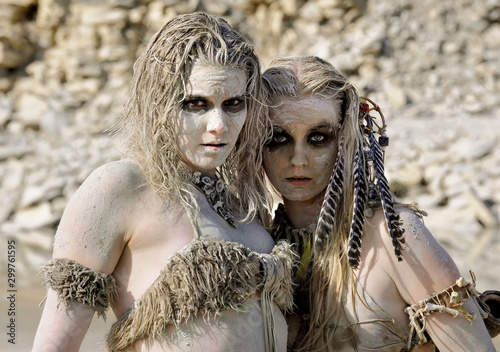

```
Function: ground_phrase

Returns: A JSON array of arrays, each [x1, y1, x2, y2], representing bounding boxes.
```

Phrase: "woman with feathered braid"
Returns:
[[261, 56, 496, 351], [33, 13, 296, 352]]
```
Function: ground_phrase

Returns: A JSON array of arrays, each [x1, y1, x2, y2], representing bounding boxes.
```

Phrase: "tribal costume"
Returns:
[[42, 176, 296, 352], [271, 203, 499, 351]]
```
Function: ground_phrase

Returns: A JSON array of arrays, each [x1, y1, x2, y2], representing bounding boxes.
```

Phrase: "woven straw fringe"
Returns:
[[41, 258, 118, 319]]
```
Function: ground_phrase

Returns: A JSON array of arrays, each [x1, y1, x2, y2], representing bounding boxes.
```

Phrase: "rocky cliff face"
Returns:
[[1, 0, 499, 287]]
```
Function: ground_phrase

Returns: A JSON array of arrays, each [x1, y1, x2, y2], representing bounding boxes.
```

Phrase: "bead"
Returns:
[[379, 135, 389, 147], [365, 207, 374, 218], [368, 199, 378, 206], [364, 148, 374, 161]]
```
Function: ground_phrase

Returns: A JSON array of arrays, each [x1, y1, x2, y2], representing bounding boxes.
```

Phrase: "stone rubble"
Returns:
[[0, 0, 499, 290]]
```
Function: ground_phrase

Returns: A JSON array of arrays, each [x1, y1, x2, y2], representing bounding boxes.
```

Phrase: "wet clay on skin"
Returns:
[[404, 211, 451, 271], [54, 170, 125, 262], [178, 62, 247, 176]]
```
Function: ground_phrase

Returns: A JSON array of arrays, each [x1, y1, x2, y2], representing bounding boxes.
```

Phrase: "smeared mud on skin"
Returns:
[[264, 96, 340, 203], [79, 223, 117, 262], [405, 215, 426, 261], [314, 153, 331, 164], [131, 298, 287, 352], [53, 162, 141, 262], [287, 123, 300, 137], [313, 153, 332, 174], [403, 211, 451, 275], [178, 62, 247, 174], [53, 233, 68, 251], [55, 229, 117, 262], [86, 181, 121, 261]]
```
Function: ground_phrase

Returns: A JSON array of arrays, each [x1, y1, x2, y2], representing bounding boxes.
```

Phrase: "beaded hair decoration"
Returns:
[[314, 97, 405, 269]]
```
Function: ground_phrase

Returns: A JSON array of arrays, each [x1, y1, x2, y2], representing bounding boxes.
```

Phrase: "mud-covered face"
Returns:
[[178, 62, 247, 176], [263, 96, 340, 202]]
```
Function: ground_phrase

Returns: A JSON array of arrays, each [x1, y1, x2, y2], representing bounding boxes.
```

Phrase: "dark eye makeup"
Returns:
[[308, 132, 331, 144], [182, 96, 246, 114], [182, 98, 207, 113], [267, 125, 334, 147], [222, 97, 246, 112], [266, 127, 290, 146]]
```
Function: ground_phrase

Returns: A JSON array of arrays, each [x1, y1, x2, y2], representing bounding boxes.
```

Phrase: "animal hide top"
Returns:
[[41, 239, 296, 352]]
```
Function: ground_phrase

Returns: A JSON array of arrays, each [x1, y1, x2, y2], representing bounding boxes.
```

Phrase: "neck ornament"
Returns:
[[192, 172, 236, 227], [272, 203, 314, 280]]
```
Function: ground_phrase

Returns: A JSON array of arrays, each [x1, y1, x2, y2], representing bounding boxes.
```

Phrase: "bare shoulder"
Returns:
[[397, 206, 454, 269], [53, 159, 148, 273], [78, 159, 146, 196], [66, 159, 148, 226]]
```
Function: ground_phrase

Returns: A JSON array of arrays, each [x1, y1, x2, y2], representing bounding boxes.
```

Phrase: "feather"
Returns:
[[314, 129, 345, 252], [369, 132, 405, 260], [347, 142, 369, 268]]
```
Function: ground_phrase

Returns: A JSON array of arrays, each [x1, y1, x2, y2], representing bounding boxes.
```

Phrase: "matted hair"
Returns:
[[115, 12, 271, 221], [262, 56, 362, 350]]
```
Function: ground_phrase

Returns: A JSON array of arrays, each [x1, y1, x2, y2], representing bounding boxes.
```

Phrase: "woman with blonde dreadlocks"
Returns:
[[261, 56, 497, 351], [33, 13, 295, 352]]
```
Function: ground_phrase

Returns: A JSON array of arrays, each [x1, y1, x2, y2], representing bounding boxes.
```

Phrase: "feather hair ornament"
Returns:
[[368, 130, 405, 260], [360, 98, 405, 263], [346, 140, 369, 268], [313, 124, 345, 252], [313, 97, 405, 266]]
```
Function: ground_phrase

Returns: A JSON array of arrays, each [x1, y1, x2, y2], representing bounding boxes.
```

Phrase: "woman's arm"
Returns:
[[389, 208, 496, 352], [32, 290, 94, 352], [32, 160, 138, 351]]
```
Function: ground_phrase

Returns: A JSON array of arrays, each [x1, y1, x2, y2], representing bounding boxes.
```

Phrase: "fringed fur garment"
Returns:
[[106, 240, 296, 352], [41, 258, 118, 319]]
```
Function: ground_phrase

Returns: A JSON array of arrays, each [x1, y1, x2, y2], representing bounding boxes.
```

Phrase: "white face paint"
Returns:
[[263, 96, 340, 202], [178, 62, 247, 176]]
